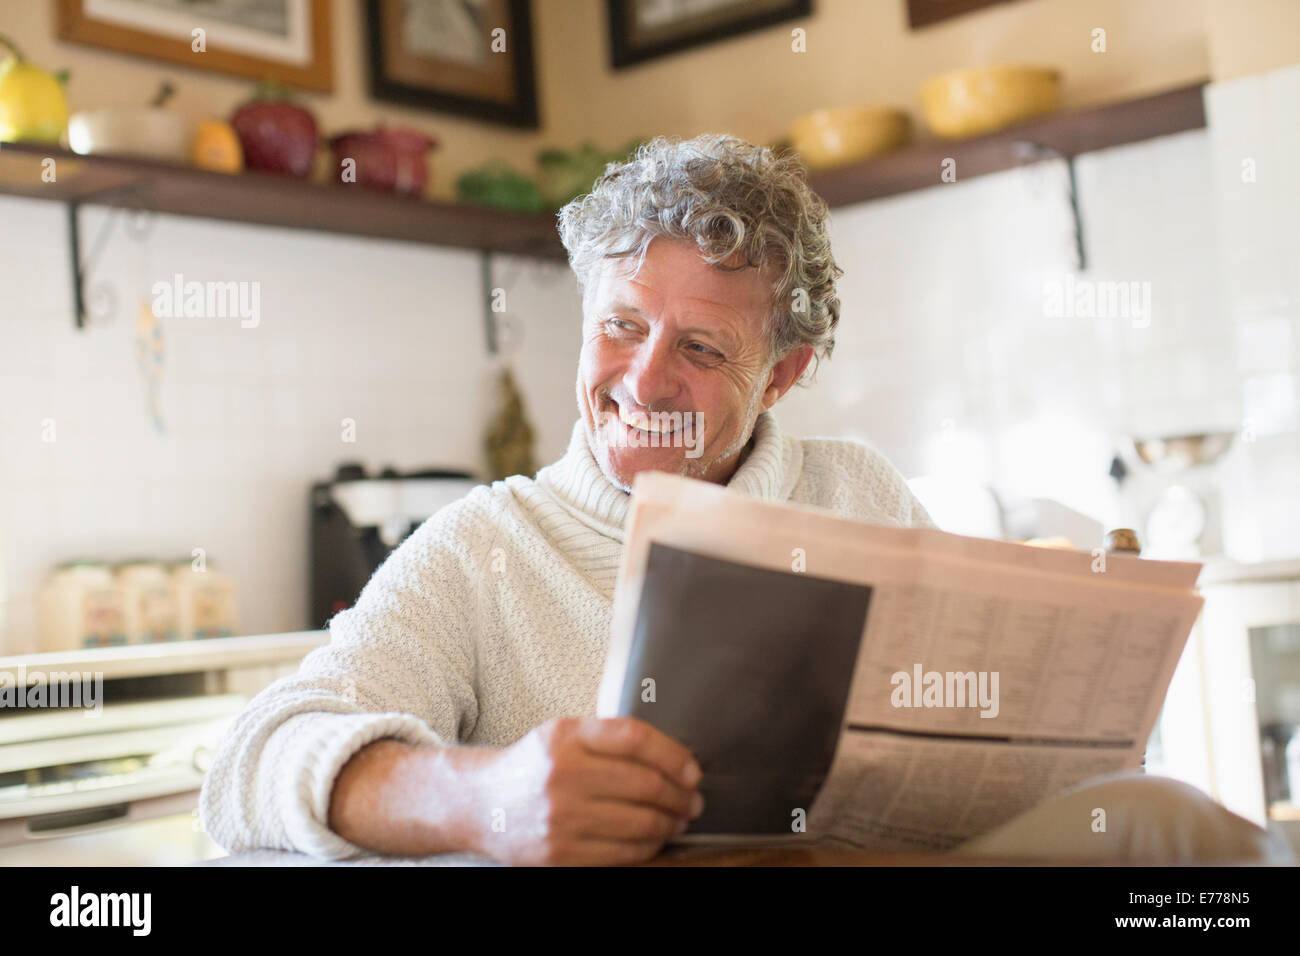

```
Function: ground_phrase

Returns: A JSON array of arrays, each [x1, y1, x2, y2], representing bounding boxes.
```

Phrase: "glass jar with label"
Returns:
[[38, 562, 128, 651], [168, 559, 239, 640], [116, 561, 181, 643]]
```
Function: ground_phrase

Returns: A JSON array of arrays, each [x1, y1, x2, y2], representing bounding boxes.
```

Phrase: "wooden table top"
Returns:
[[646, 845, 1087, 866], [208, 845, 1132, 866]]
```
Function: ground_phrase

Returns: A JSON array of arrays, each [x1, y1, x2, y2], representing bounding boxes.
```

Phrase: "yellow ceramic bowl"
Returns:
[[789, 107, 911, 170], [920, 66, 1062, 139]]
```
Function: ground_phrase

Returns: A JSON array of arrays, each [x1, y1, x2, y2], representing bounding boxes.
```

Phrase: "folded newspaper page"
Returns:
[[597, 472, 1205, 852]]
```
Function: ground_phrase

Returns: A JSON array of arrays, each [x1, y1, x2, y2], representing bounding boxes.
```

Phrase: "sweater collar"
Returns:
[[535, 410, 803, 542]]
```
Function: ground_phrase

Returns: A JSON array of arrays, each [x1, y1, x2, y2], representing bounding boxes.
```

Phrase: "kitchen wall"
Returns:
[[0, 200, 585, 653], [779, 127, 1236, 536], [2, 0, 1298, 650], [541, 0, 1211, 150], [8, 76, 1300, 653], [1204, 0, 1300, 81], [1, 0, 1215, 199], [1203, 63, 1300, 562]]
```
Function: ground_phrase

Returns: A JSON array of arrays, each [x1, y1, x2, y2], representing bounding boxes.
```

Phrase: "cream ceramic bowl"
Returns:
[[789, 106, 911, 170], [920, 66, 1062, 139], [67, 108, 191, 162]]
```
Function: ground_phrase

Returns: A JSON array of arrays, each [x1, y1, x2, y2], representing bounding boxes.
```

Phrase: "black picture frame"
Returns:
[[365, 0, 539, 129], [905, 0, 1021, 29], [608, 0, 813, 69]]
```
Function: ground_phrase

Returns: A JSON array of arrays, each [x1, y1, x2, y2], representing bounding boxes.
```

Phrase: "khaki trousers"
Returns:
[[951, 772, 1296, 864]]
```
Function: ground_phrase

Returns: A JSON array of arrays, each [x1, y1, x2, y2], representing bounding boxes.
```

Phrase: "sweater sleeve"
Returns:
[[903, 483, 938, 530], [199, 493, 488, 860], [856, 438, 937, 530], [796, 436, 938, 531]]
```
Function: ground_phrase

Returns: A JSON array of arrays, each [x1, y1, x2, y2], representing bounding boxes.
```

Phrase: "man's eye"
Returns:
[[606, 318, 635, 331], [688, 343, 721, 358]]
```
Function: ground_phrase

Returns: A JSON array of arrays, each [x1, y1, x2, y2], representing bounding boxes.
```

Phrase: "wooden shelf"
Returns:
[[807, 82, 1208, 207], [0, 143, 566, 259], [0, 83, 1206, 258]]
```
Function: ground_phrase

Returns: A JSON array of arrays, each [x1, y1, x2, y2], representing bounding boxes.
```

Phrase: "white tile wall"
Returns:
[[3, 102, 1296, 650], [1205, 63, 1300, 563], [0, 200, 584, 653], [782, 128, 1235, 540]]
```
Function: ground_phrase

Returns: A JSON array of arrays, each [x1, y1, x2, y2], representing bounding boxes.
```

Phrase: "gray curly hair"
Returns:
[[556, 133, 842, 378]]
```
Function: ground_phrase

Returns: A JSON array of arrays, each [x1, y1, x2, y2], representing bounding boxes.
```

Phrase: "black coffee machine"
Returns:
[[310, 463, 479, 628]]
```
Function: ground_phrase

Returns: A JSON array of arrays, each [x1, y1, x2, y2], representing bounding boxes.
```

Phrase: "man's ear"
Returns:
[[761, 345, 815, 411]]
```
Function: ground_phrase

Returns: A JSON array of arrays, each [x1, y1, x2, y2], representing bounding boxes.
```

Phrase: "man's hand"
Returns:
[[465, 716, 704, 866]]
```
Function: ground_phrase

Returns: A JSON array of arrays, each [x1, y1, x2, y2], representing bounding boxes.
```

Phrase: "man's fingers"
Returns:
[[571, 798, 684, 844], [576, 754, 701, 819], [575, 717, 702, 789]]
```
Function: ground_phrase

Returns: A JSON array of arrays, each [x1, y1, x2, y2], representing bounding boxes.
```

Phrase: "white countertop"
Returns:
[[1198, 556, 1300, 586], [0, 631, 329, 682]]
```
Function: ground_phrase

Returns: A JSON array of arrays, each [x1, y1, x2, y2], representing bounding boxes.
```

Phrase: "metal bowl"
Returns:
[[1131, 431, 1235, 474]]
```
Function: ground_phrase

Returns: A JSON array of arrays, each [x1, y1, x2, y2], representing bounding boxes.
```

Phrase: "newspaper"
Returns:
[[597, 472, 1204, 852]]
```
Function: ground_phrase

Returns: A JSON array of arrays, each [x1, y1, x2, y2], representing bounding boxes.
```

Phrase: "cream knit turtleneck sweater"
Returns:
[[199, 411, 935, 859]]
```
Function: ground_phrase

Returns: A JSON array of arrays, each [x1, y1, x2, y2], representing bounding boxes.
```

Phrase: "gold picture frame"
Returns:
[[57, 0, 334, 93]]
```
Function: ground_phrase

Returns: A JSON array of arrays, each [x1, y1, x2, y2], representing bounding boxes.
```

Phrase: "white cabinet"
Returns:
[[0, 631, 326, 864], [1154, 559, 1300, 851]]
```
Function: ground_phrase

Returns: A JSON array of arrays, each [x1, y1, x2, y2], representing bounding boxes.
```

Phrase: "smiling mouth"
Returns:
[[617, 404, 673, 433], [599, 396, 683, 437]]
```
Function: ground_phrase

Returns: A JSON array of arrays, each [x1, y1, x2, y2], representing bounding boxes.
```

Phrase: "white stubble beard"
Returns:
[[577, 375, 767, 492]]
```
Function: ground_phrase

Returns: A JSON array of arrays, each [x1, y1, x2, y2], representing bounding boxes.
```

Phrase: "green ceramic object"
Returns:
[[536, 139, 643, 211], [456, 161, 545, 212]]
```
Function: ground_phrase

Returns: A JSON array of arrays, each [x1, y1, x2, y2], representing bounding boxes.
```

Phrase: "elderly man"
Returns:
[[201, 135, 1290, 866]]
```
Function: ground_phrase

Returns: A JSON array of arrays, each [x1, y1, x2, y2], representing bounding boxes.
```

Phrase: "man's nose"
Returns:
[[624, 339, 679, 410]]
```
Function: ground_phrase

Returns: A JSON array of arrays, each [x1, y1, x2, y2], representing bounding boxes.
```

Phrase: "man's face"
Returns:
[[576, 237, 811, 492]]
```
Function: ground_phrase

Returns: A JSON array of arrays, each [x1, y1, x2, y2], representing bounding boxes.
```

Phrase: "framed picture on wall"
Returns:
[[56, 0, 334, 92], [364, 0, 539, 128], [608, 0, 812, 69], [905, 0, 1022, 29]]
